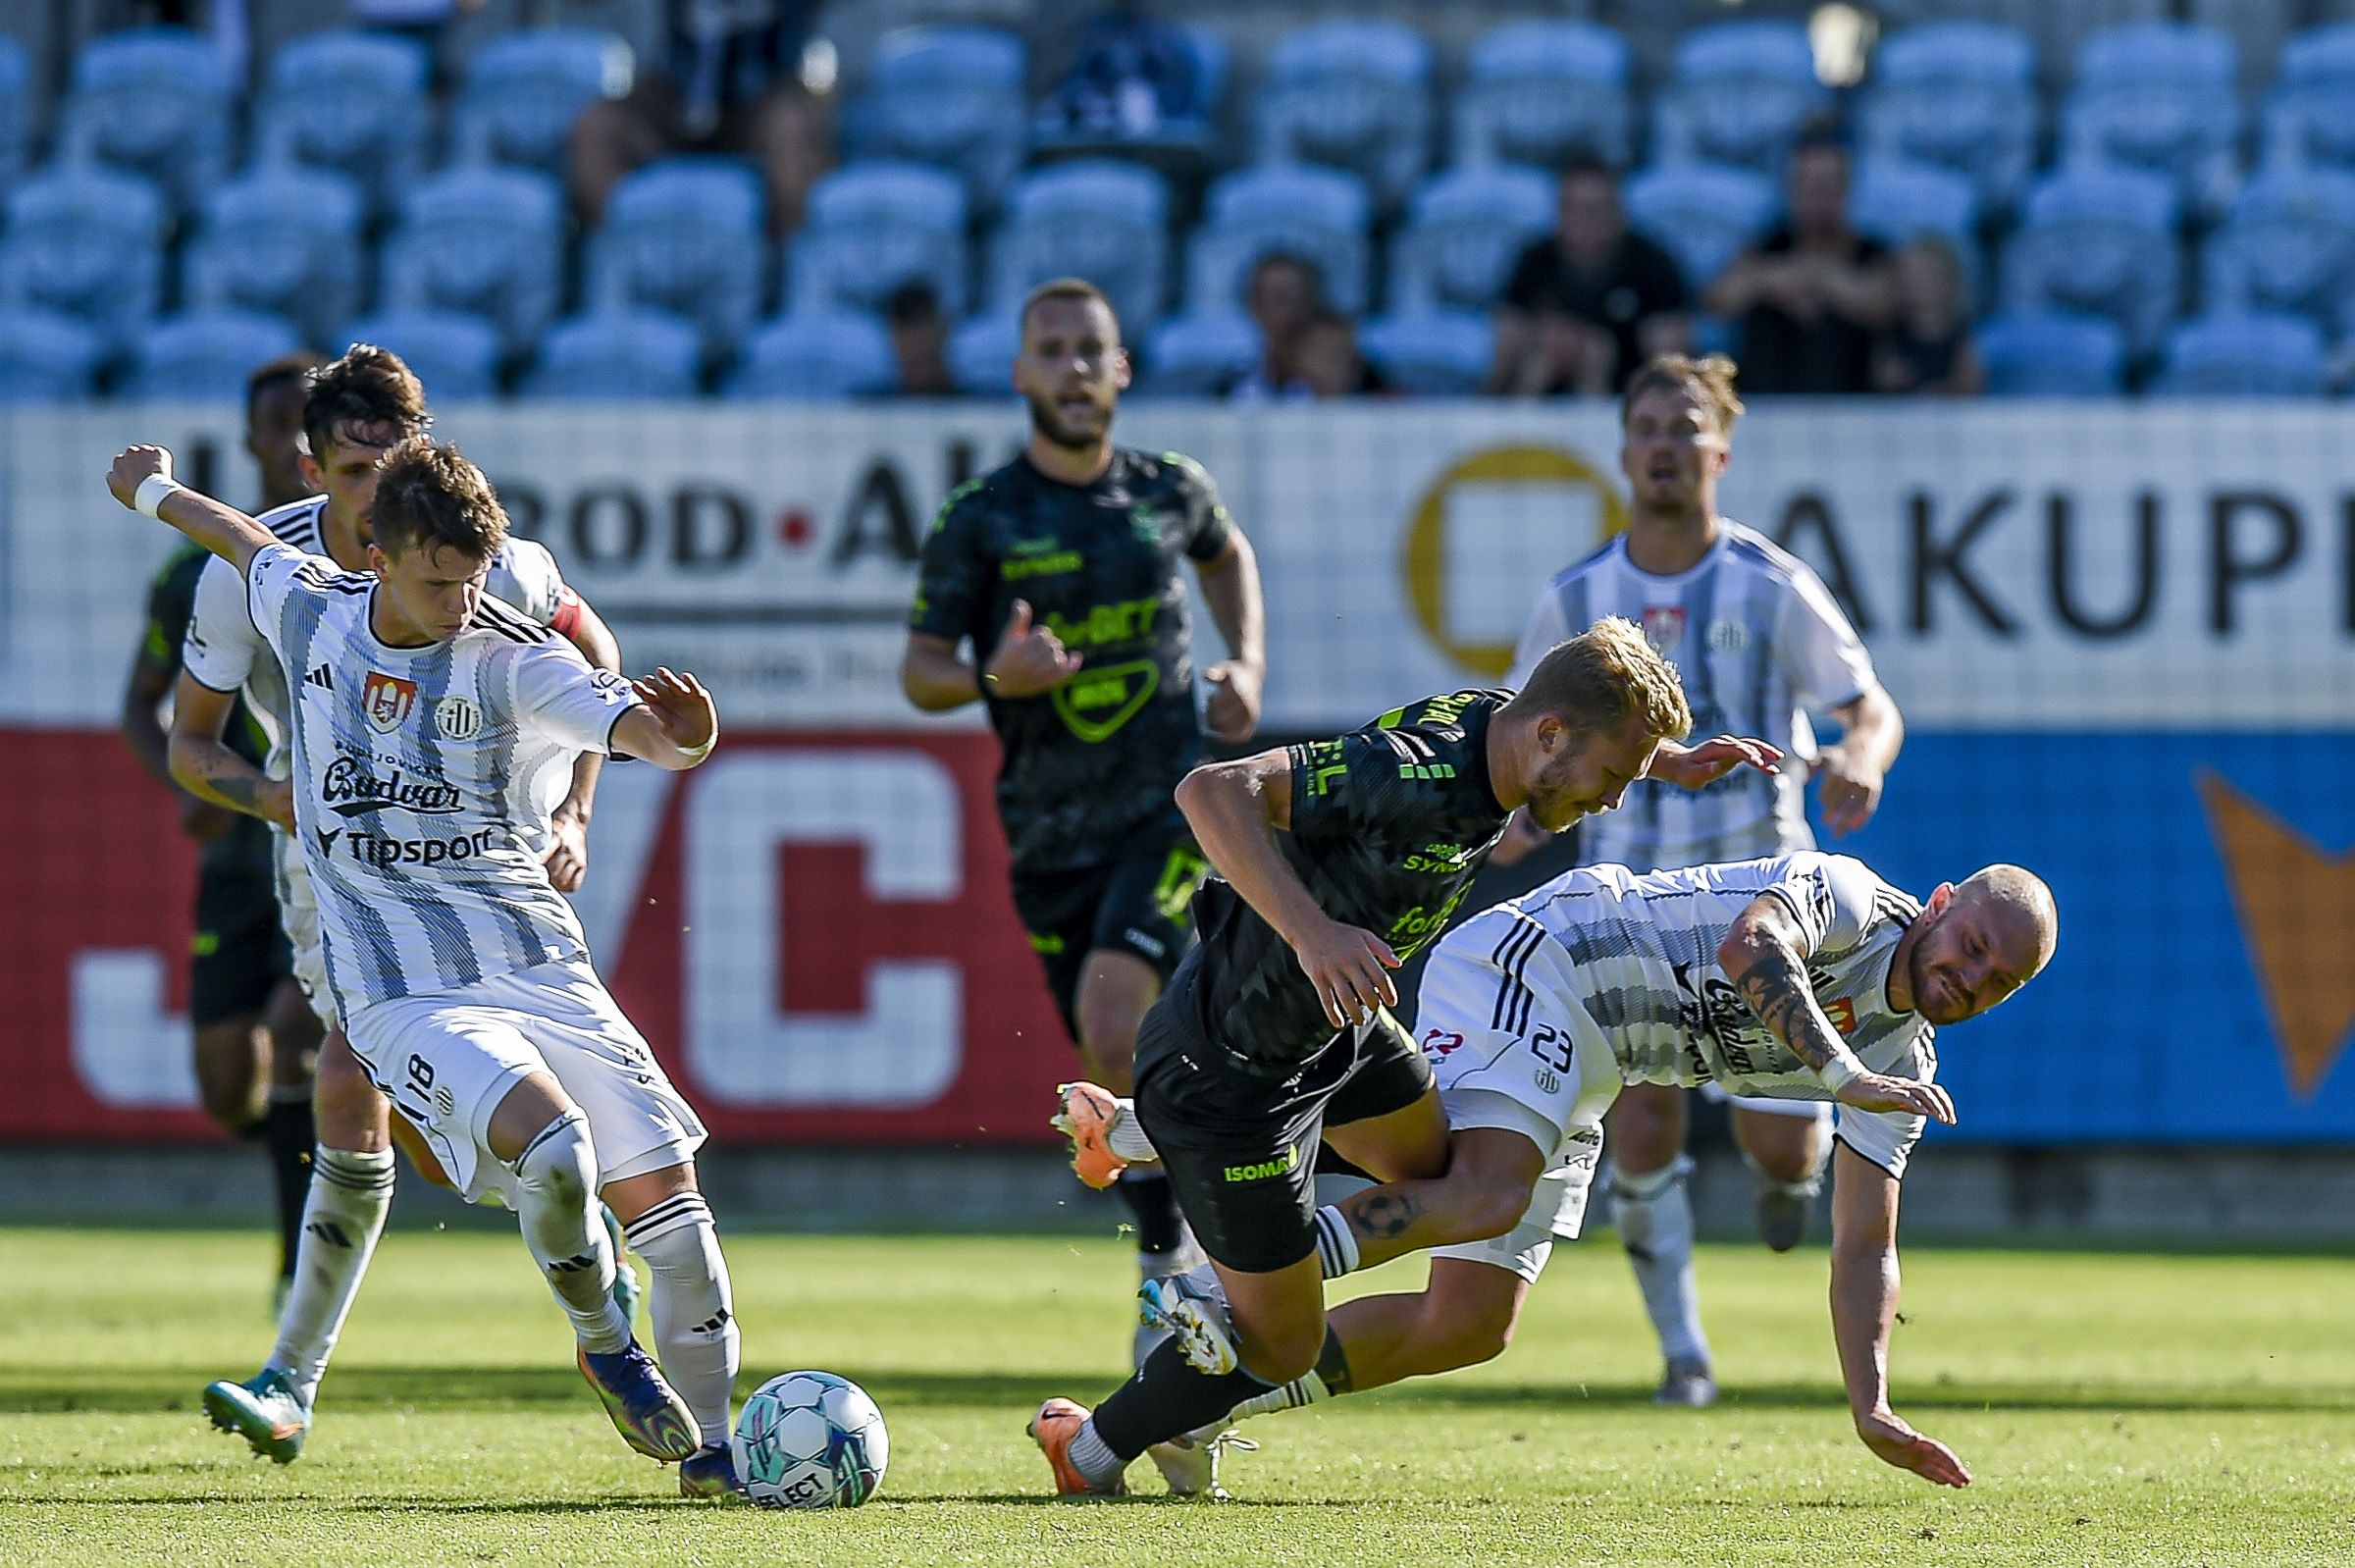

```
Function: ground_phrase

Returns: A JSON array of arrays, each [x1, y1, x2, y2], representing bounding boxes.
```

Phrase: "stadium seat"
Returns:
[[1136, 311, 1259, 397], [0, 36, 28, 196], [452, 27, 634, 175], [127, 310, 304, 401], [2150, 311, 2326, 397], [55, 26, 234, 216], [0, 166, 167, 355], [1253, 20, 1433, 211], [1453, 21, 1631, 172], [182, 166, 366, 351], [379, 165, 565, 356], [1651, 20, 1829, 177], [2060, 23, 2240, 221], [2260, 25, 2355, 177], [1848, 158, 1978, 248], [851, 26, 1026, 212], [584, 157, 766, 359], [523, 308, 703, 399], [1387, 165, 1554, 315], [1976, 312, 2127, 396], [1031, 20, 1227, 161], [340, 309, 502, 401], [251, 29, 435, 220], [1622, 162, 1778, 294], [728, 311, 897, 398], [1858, 22, 2037, 214], [1184, 163, 1373, 318], [1359, 311, 1493, 395], [986, 160, 1171, 336], [785, 161, 968, 320], [2201, 167, 2355, 340], [0, 307, 103, 401], [948, 309, 1019, 395], [1999, 166, 2181, 359]]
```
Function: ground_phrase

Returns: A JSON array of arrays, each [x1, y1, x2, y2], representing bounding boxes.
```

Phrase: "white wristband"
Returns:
[[677, 734, 715, 765], [1819, 1055, 1865, 1094], [134, 473, 183, 520]]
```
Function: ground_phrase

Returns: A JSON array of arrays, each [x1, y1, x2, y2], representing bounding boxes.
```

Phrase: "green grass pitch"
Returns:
[[1, 1227, 2348, 1565]]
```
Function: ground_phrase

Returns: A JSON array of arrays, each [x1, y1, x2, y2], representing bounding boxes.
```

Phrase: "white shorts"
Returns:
[[274, 832, 337, 1030], [1699, 1080, 1833, 1122], [1415, 911, 1626, 1284], [344, 958, 706, 1205]]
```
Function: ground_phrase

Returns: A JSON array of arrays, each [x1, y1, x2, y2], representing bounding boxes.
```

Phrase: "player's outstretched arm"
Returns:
[[168, 671, 294, 832], [105, 447, 276, 572], [1646, 733, 1783, 790], [1828, 1144, 1970, 1488], [609, 667, 718, 771], [546, 594, 623, 893], [1818, 686, 1905, 837]]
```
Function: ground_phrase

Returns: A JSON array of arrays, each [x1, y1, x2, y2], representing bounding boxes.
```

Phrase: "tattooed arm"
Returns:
[[168, 670, 294, 832]]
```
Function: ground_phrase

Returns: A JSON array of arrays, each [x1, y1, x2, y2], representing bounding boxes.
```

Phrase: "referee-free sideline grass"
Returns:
[[1, 1228, 2348, 1566]]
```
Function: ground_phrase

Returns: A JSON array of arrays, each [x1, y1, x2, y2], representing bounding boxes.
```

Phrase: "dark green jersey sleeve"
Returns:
[[909, 481, 992, 645], [136, 544, 207, 684], [1171, 453, 1237, 563]]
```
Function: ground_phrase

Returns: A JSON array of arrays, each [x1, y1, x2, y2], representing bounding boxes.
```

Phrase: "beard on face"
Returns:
[[1025, 384, 1111, 450]]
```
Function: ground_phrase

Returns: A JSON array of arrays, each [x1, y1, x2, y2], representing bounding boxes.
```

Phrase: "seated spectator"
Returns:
[[1705, 131, 1896, 394], [1227, 250, 1325, 401], [883, 281, 955, 396], [1033, 2, 1204, 143], [1489, 160, 1689, 397], [571, 0, 833, 237], [1295, 311, 1389, 398], [1872, 235, 1983, 396]]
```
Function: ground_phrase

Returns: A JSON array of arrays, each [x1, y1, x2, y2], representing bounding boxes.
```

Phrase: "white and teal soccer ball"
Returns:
[[731, 1371, 888, 1509]]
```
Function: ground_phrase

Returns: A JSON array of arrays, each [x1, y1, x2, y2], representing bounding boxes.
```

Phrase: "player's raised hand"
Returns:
[[1291, 914, 1401, 1029], [983, 600, 1082, 698], [1834, 1071, 1957, 1126], [544, 807, 590, 893], [1856, 1409, 1972, 1488], [107, 444, 173, 510], [1646, 733, 1783, 790], [1815, 742, 1886, 837], [1201, 659, 1263, 744], [631, 667, 717, 757]]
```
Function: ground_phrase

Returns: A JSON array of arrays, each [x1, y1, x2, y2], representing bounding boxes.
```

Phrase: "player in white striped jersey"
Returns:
[[1498, 354, 1907, 1406], [114, 435, 744, 1494]]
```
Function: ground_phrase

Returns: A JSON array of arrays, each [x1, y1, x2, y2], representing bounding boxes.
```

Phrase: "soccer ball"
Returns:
[[731, 1371, 888, 1509]]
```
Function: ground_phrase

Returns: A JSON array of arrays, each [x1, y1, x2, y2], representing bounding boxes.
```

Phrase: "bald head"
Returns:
[[1901, 863, 2057, 1025], [1954, 863, 2059, 976]]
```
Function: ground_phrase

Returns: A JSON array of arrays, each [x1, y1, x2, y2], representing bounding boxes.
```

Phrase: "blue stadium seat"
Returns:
[[1032, 21, 1228, 160], [251, 30, 434, 220], [1185, 164, 1372, 317], [1858, 22, 2037, 214], [453, 27, 634, 175], [1453, 21, 1631, 171], [524, 308, 703, 399], [852, 26, 1026, 212], [2262, 25, 2355, 177], [127, 310, 304, 401], [1621, 162, 1777, 294], [1387, 165, 1554, 314], [1359, 311, 1493, 395], [786, 161, 968, 319], [1849, 159, 1978, 247], [1137, 311, 1259, 397], [0, 166, 167, 354], [0, 308, 103, 401], [1254, 20, 1433, 211], [584, 157, 766, 358], [1652, 20, 1829, 177], [729, 311, 897, 398], [0, 36, 28, 196], [987, 160, 1171, 335], [182, 166, 366, 351], [948, 310, 1020, 395], [2060, 23, 2240, 221], [1976, 312, 2126, 396], [56, 26, 234, 216], [380, 165, 565, 356], [2151, 312, 2325, 397], [2000, 166, 2181, 358], [2201, 167, 2355, 340], [340, 309, 502, 401]]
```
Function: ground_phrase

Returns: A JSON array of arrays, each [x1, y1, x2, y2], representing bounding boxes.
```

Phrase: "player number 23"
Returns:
[[1526, 1023, 1573, 1073]]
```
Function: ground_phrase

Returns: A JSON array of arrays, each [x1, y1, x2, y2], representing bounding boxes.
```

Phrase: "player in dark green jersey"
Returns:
[[903, 278, 1267, 1353], [117, 352, 325, 1302]]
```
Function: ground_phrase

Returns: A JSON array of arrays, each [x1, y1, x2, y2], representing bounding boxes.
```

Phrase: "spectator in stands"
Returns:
[[1033, 3, 1204, 143], [571, 0, 833, 237], [1488, 161, 1690, 397], [1706, 131, 1896, 395], [1295, 311, 1389, 399], [1872, 236, 1984, 396], [1227, 251, 1327, 402], [883, 280, 956, 397]]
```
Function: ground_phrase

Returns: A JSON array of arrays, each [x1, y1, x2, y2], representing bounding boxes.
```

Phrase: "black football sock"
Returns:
[[263, 1088, 317, 1280], [1114, 1169, 1185, 1258], [1088, 1337, 1276, 1462]]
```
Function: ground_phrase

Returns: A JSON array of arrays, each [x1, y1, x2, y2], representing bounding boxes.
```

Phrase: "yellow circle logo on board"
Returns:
[[1399, 444, 1629, 678]]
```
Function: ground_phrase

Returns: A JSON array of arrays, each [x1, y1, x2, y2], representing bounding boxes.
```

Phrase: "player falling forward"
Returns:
[[111, 438, 745, 1496], [902, 277, 1267, 1356], [172, 348, 636, 1465], [1033, 621, 1780, 1495]]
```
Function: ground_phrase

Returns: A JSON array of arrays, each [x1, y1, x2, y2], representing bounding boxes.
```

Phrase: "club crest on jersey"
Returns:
[[1641, 605, 1686, 651], [1825, 998, 1858, 1035], [433, 696, 481, 741], [362, 672, 417, 734]]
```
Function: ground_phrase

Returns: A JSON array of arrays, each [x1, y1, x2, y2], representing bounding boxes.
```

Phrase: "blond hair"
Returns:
[[1620, 352, 1744, 438], [1513, 616, 1693, 741]]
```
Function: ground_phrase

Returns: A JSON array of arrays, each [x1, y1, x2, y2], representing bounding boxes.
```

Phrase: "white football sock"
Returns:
[[267, 1145, 393, 1407], [511, 1109, 630, 1354], [1069, 1417, 1127, 1488], [1610, 1156, 1710, 1368], [1229, 1371, 1332, 1421], [1311, 1205, 1360, 1280], [1106, 1097, 1160, 1163], [623, 1190, 739, 1442]]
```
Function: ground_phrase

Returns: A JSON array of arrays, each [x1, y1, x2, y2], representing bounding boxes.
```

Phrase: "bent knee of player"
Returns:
[[191, 1019, 268, 1129], [1425, 1267, 1524, 1368], [1230, 1294, 1328, 1385], [313, 1034, 392, 1150], [484, 1071, 579, 1166]]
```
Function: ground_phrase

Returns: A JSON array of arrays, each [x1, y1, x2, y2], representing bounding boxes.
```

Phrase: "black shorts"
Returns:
[[190, 861, 292, 1029], [1134, 953, 1435, 1275], [1009, 825, 1209, 1039]]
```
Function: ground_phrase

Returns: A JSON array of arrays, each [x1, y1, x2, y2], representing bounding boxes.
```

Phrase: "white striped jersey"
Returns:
[[1481, 851, 1935, 1175], [1507, 521, 1877, 871], [241, 541, 642, 1017], [183, 496, 572, 773]]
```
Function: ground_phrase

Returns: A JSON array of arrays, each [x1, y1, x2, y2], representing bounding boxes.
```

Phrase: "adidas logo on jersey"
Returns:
[[304, 664, 334, 692]]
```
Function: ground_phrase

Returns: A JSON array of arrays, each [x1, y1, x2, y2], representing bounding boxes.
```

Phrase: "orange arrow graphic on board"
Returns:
[[2196, 770, 2355, 1100]]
